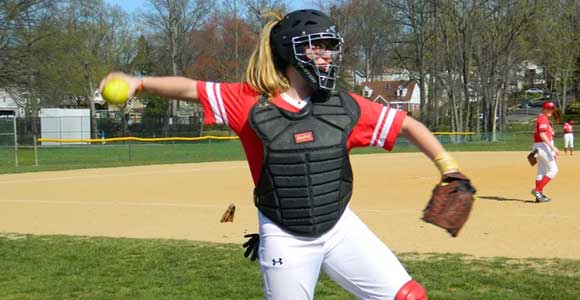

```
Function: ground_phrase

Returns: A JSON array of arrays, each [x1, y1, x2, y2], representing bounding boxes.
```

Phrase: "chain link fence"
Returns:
[[0, 114, 232, 170], [13, 113, 220, 145], [1, 114, 576, 173], [0, 116, 18, 167]]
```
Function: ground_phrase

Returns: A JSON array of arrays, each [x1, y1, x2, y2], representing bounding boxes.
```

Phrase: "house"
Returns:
[[352, 70, 366, 86], [104, 96, 146, 123], [375, 68, 412, 81], [0, 89, 26, 117], [353, 68, 412, 85], [511, 61, 545, 91], [360, 80, 421, 113]]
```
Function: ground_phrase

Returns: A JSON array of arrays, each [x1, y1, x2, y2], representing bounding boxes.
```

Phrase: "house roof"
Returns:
[[361, 80, 416, 103]]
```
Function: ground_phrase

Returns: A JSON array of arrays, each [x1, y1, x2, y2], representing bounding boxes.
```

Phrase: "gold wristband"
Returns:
[[434, 152, 460, 174]]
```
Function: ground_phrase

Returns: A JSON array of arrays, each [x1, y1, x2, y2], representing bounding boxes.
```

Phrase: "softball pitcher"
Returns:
[[100, 9, 475, 300], [531, 101, 560, 202], [563, 119, 574, 156]]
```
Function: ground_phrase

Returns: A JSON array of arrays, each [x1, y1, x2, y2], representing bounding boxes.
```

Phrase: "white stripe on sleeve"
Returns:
[[206, 82, 224, 124], [370, 107, 387, 146], [215, 83, 229, 126], [376, 109, 396, 148]]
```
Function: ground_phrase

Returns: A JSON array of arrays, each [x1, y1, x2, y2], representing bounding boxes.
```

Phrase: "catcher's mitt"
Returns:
[[220, 203, 236, 223], [527, 149, 538, 166], [422, 172, 476, 237]]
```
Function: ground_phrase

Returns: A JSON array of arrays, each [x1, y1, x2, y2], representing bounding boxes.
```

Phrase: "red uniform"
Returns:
[[197, 81, 415, 299], [533, 113, 554, 143], [196, 81, 406, 184], [563, 122, 573, 134], [531, 112, 558, 198]]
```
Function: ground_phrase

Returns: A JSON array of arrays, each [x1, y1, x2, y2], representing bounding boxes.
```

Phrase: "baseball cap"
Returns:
[[543, 101, 555, 109]]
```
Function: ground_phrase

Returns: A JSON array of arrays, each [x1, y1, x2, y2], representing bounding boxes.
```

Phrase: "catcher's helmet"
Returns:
[[270, 9, 343, 93], [543, 101, 555, 110]]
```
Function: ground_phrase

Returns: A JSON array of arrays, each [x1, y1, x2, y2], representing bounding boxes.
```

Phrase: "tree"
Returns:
[[141, 0, 213, 120], [241, 0, 288, 31], [2, 0, 73, 136], [130, 36, 153, 76], [35, 0, 132, 138], [130, 34, 171, 135], [0, 0, 60, 87], [384, 0, 436, 124], [531, 0, 580, 112], [329, 0, 397, 88], [472, 0, 537, 140], [186, 11, 258, 82], [432, 0, 479, 135]]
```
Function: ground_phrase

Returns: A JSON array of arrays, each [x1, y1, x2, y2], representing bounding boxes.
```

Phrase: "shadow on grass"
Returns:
[[479, 195, 536, 203]]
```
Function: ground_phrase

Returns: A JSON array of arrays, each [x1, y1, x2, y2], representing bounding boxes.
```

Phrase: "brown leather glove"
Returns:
[[220, 203, 235, 223], [422, 172, 476, 237], [527, 149, 538, 166]]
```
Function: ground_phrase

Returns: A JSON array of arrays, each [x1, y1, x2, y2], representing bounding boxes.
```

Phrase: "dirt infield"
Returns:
[[1, 151, 579, 259]]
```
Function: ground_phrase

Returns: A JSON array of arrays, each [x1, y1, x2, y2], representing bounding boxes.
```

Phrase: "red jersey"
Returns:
[[534, 113, 554, 143], [563, 122, 573, 134], [196, 81, 407, 184]]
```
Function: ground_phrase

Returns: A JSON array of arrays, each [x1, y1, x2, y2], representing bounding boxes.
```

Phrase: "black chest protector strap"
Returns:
[[249, 92, 360, 237]]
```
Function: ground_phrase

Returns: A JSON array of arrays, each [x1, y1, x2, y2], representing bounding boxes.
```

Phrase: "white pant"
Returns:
[[564, 133, 574, 148], [258, 207, 411, 300], [533, 143, 558, 180]]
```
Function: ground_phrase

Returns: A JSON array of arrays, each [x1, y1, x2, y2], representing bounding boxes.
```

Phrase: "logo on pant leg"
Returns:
[[272, 258, 283, 266]]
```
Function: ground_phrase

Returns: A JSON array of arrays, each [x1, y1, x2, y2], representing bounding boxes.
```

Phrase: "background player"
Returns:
[[100, 9, 474, 300], [563, 119, 574, 156], [531, 101, 560, 202]]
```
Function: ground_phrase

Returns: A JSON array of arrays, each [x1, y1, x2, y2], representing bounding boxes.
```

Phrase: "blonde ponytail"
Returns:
[[245, 11, 289, 99]]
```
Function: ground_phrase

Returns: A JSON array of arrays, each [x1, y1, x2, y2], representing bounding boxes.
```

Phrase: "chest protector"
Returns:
[[249, 92, 360, 237]]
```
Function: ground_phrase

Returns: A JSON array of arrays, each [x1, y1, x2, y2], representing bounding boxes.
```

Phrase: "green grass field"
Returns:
[[0, 234, 579, 300]]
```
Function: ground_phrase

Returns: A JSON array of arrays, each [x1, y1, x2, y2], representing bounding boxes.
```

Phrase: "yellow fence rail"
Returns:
[[37, 132, 475, 144], [432, 132, 475, 135], [37, 135, 240, 143]]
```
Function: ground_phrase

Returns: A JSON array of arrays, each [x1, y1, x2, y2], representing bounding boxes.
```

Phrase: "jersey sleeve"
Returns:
[[195, 81, 258, 133], [537, 115, 549, 132], [347, 93, 407, 151]]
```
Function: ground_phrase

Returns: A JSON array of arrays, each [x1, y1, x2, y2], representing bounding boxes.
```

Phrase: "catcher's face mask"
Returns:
[[270, 9, 344, 93], [293, 32, 343, 92]]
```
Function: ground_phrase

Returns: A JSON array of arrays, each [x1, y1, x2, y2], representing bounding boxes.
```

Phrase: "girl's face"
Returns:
[[543, 108, 554, 117], [303, 40, 339, 72]]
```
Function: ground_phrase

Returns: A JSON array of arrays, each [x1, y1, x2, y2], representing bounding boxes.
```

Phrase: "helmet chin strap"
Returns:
[[294, 63, 333, 101], [295, 63, 319, 91]]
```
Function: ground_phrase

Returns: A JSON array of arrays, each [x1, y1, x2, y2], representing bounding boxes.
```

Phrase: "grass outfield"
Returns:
[[0, 132, 537, 174], [0, 234, 579, 300]]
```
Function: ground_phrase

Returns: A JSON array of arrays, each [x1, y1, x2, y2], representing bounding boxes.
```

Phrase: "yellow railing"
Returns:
[[432, 132, 475, 135], [37, 132, 475, 144], [37, 135, 240, 143]]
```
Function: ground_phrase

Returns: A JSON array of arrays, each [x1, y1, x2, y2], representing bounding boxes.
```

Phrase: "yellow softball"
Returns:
[[101, 77, 130, 104]]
